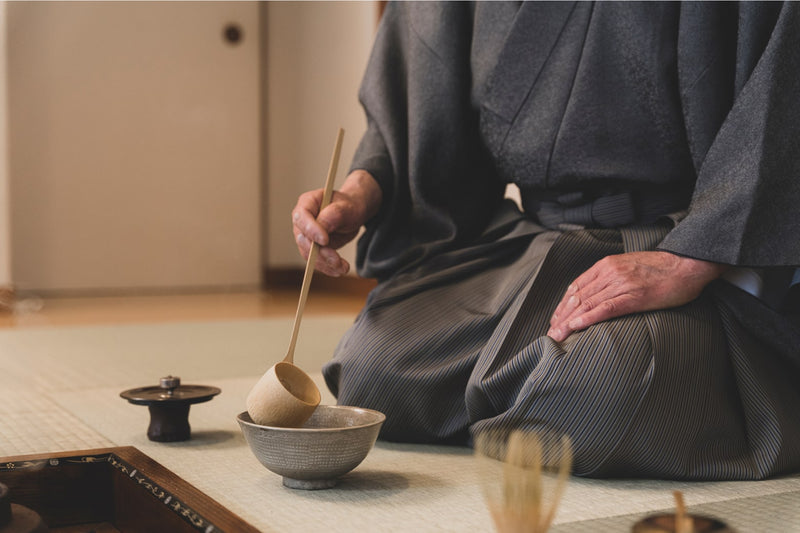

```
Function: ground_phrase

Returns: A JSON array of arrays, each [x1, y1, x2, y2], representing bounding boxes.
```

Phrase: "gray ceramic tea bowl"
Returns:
[[236, 405, 385, 490]]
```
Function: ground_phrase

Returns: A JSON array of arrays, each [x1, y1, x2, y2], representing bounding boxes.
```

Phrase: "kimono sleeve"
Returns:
[[658, 2, 800, 268], [349, 2, 505, 281]]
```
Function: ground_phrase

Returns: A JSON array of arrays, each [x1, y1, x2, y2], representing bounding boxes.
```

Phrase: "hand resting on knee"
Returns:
[[547, 251, 727, 342]]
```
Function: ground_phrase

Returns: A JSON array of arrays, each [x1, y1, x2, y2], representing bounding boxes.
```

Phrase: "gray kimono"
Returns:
[[322, 2, 800, 480]]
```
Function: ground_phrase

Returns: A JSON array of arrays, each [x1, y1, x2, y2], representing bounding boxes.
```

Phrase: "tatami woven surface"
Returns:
[[1, 318, 798, 532]]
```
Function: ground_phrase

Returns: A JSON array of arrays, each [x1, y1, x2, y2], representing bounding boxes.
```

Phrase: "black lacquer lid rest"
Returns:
[[120, 376, 221, 442]]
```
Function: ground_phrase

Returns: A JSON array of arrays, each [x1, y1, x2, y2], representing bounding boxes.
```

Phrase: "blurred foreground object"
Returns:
[[475, 429, 572, 533]]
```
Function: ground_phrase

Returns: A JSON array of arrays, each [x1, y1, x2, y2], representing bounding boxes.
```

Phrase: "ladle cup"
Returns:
[[246, 361, 321, 428], [246, 128, 344, 427]]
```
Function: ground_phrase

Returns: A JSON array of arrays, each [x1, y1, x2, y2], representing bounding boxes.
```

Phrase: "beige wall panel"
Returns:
[[9, 2, 260, 293], [264, 1, 375, 271]]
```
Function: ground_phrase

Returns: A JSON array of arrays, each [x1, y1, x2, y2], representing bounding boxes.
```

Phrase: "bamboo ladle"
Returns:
[[246, 128, 344, 427]]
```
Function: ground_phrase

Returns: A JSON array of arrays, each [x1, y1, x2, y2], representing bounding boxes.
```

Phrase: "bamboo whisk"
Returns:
[[477, 430, 572, 533]]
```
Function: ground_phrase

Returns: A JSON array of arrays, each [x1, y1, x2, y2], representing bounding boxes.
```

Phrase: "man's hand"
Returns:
[[547, 251, 727, 342], [292, 170, 382, 277]]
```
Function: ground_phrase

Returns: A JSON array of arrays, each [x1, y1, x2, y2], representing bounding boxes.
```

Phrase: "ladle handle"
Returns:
[[284, 128, 345, 364]]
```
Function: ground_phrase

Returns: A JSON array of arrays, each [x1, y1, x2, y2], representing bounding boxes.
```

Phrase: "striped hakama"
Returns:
[[323, 204, 800, 480]]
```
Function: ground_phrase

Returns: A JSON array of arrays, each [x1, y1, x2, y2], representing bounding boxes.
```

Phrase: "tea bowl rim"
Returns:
[[236, 404, 386, 433]]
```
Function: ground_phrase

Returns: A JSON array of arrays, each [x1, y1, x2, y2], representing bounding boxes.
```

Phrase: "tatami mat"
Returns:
[[0, 387, 114, 455], [1, 318, 799, 532]]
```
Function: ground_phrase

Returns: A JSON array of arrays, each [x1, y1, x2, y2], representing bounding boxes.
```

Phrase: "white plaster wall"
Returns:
[[264, 1, 376, 271], [0, 1, 10, 289]]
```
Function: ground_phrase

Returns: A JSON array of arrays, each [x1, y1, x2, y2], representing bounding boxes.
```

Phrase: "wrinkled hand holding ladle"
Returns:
[[246, 128, 344, 427]]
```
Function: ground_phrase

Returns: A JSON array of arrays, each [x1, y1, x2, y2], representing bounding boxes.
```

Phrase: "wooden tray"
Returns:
[[0, 446, 261, 533]]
